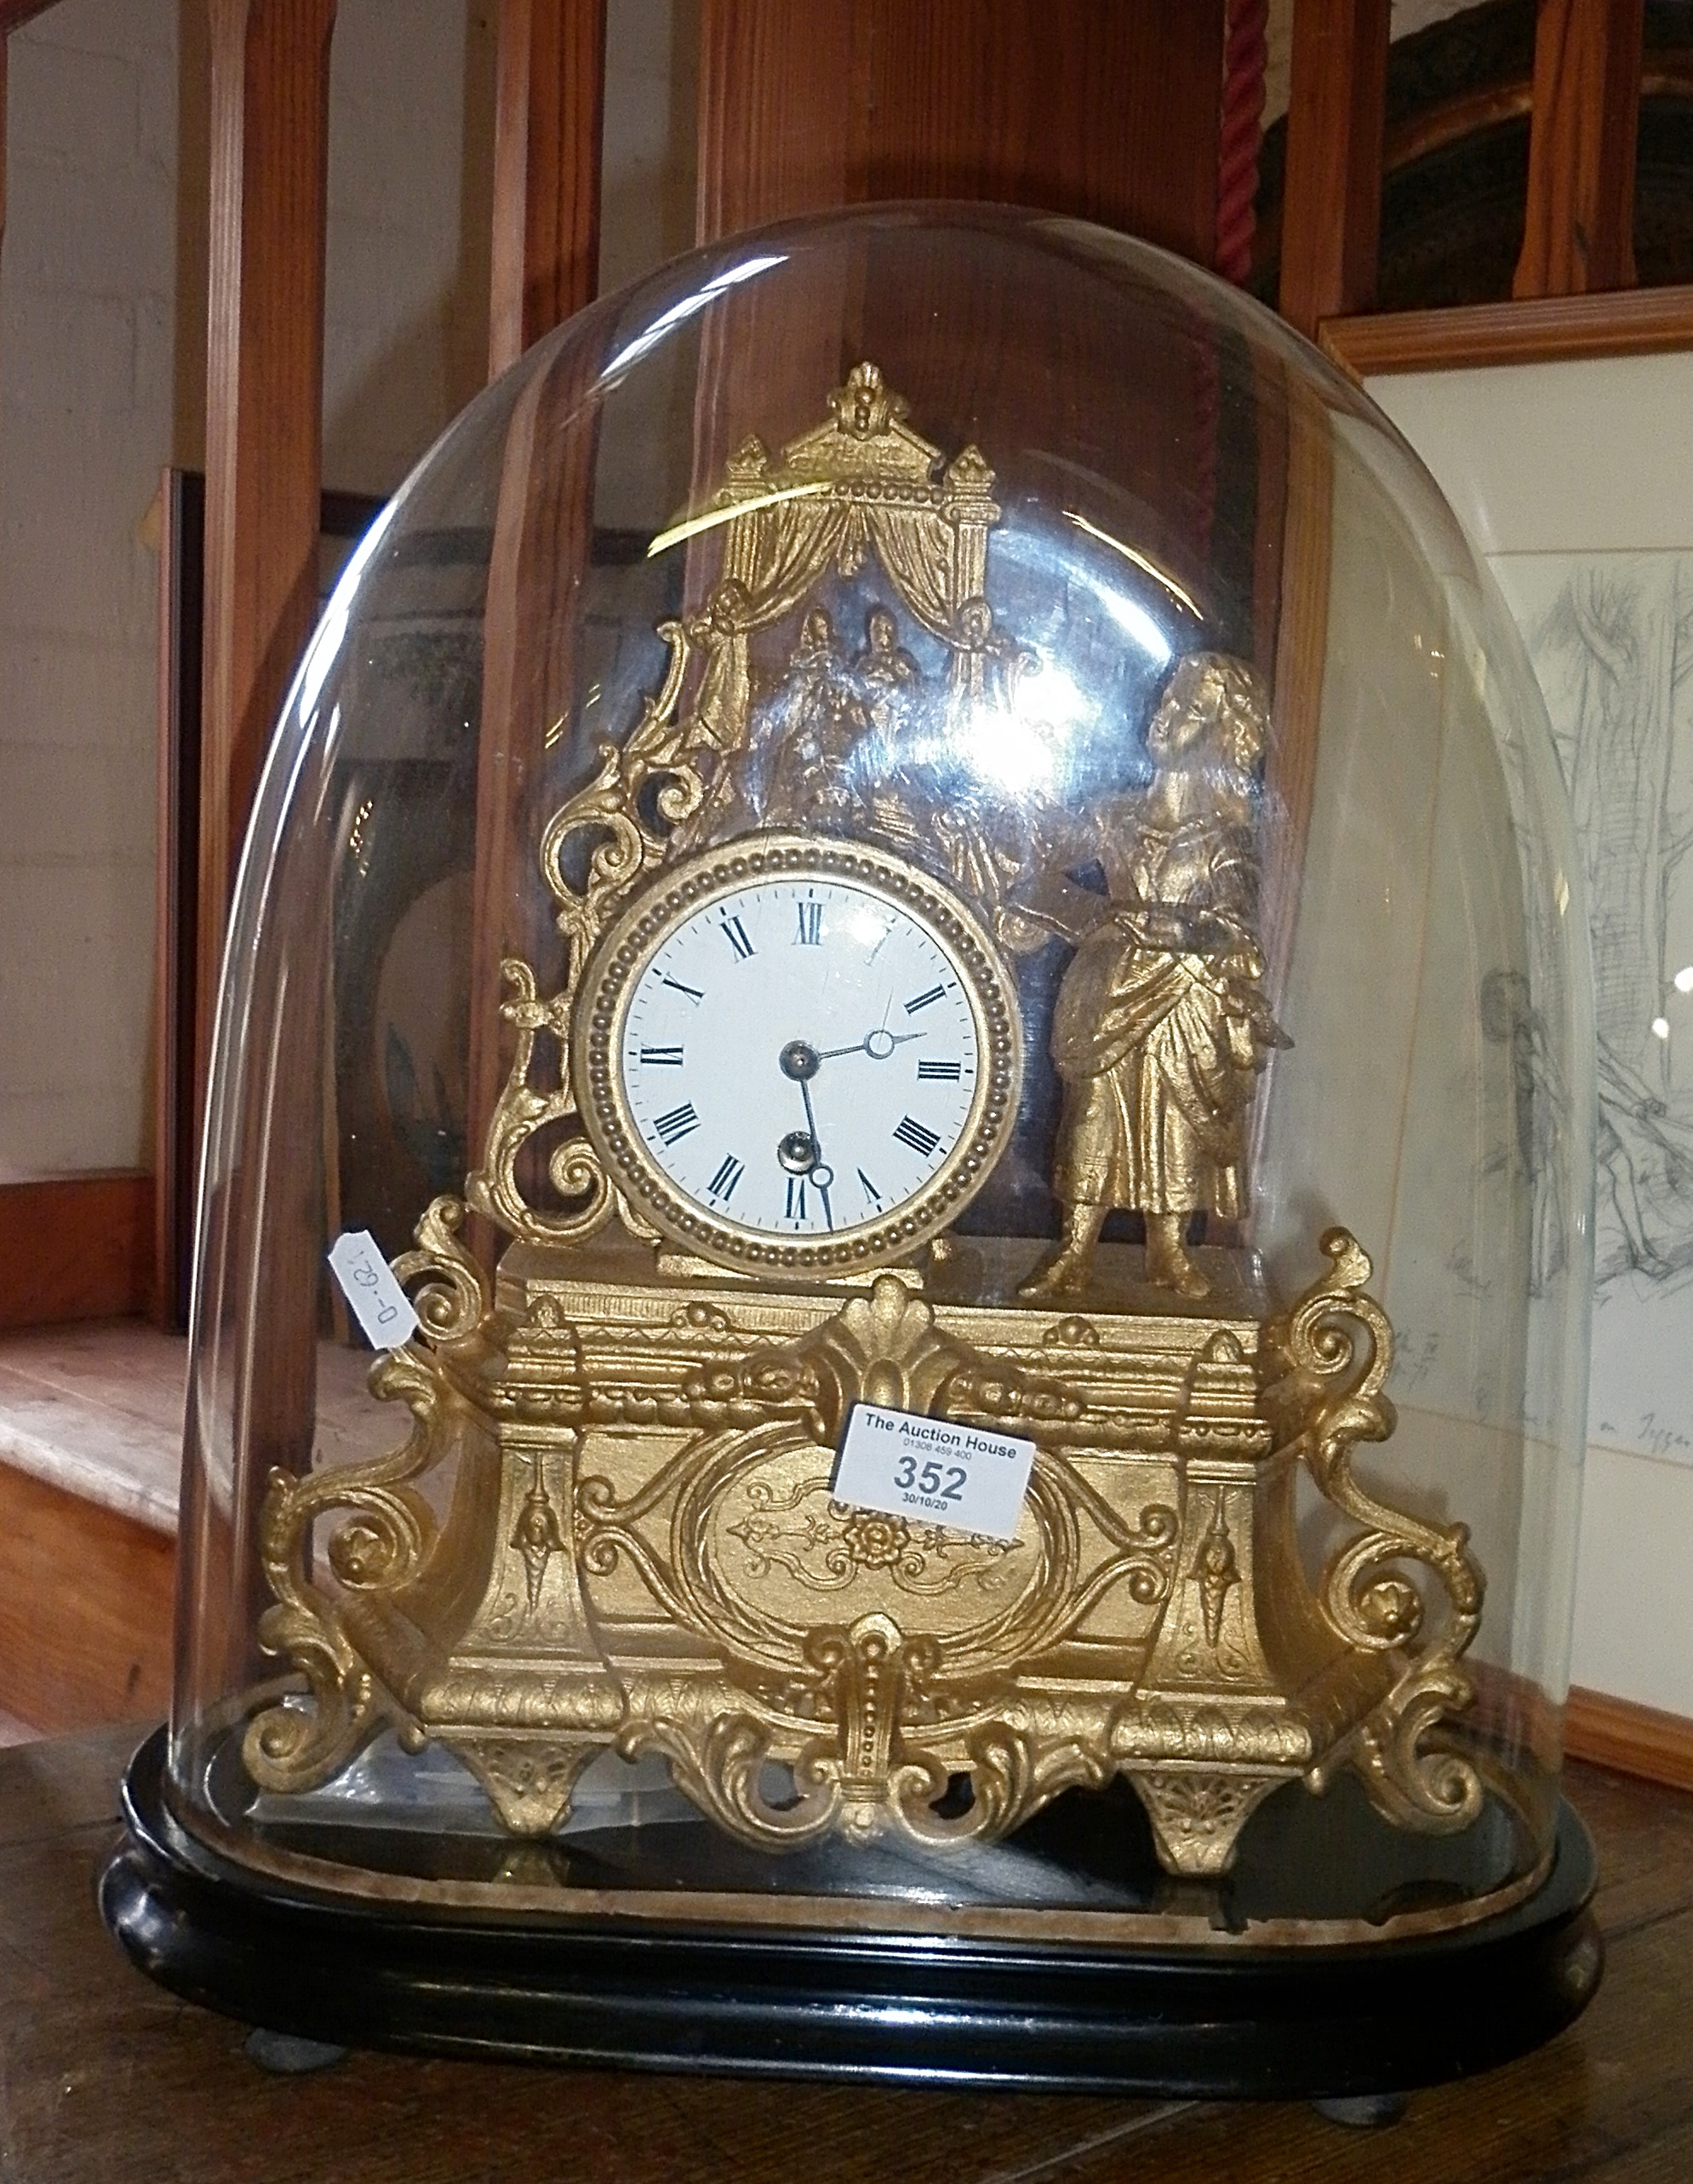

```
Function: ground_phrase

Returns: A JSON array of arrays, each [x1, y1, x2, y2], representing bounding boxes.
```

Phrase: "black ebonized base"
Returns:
[[101, 1729, 1603, 2097]]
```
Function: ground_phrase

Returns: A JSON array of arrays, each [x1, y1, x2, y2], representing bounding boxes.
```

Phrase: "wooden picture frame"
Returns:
[[1319, 282, 1693, 380]]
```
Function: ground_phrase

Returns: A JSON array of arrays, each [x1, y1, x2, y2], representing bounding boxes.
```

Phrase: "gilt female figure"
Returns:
[[1021, 651, 1285, 1301]]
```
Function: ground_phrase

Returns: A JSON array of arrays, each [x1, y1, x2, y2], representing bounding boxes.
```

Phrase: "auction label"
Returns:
[[831, 1403, 1035, 1542], [327, 1230, 420, 1350]]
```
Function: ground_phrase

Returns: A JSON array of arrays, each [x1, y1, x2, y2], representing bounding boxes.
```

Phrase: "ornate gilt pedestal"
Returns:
[[243, 1221, 1484, 1883]]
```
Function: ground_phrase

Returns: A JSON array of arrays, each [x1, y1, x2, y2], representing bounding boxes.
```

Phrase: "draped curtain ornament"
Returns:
[[684, 364, 1004, 755], [867, 507, 958, 637]]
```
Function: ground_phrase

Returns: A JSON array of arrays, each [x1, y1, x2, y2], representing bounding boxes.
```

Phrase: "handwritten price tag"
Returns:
[[327, 1230, 420, 1350], [831, 1403, 1035, 1542]]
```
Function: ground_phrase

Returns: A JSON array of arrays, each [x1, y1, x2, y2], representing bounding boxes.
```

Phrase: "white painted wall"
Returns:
[[323, 0, 494, 498]]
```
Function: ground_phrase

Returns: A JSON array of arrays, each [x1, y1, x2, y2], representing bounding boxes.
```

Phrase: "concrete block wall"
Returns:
[[598, 0, 697, 530], [0, 0, 179, 1179], [323, 0, 495, 498], [602, 0, 695, 295]]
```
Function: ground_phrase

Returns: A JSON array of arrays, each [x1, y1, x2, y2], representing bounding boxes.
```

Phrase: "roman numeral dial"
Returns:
[[579, 837, 1021, 1273]]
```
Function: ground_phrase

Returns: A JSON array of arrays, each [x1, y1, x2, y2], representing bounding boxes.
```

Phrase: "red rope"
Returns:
[[1215, 0, 1270, 285]]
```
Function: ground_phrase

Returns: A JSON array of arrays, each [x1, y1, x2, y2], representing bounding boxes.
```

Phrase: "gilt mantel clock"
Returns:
[[104, 207, 1602, 2098]]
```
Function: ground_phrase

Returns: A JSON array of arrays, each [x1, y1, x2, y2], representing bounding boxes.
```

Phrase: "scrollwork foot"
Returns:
[[443, 1736, 604, 1837], [242, 1650, 382, 1797], [1124, 1768, 1284, 1878], [621, 1712, 842, 1849]]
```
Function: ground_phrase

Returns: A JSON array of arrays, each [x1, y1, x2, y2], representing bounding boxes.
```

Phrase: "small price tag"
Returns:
[[327, 1230, 420, 1350], [831, 1404, 1036, 1542]]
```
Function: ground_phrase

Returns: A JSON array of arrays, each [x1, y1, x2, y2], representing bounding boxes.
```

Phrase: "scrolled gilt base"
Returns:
[[241, 1218, 1486, 1882], [1266, 1227, 1489, 1840]]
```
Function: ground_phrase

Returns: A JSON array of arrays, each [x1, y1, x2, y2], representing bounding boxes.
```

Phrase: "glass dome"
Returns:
[[162, 207, 1593, 1984]]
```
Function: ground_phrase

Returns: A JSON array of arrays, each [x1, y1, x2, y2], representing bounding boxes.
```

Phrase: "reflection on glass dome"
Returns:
[[133, 209, 1597, 2066]]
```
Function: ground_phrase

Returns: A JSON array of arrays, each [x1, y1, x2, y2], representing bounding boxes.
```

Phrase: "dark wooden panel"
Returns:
[[199, 0, 337, 1095], [696, 0, 1226, 264], [1260, 376, 1331, 1003], [489, 0, 606, 375], [1567, 1754, 1693, 1938], [469, 0, 607, 1212], [1515, 0, 1644, 298], [685, 3, 1247, 674], [464, 330, 612, 1229], [0, 1177, 152, 1329], [0, 1466, 173, 1732], [154, 471, 204, 1333], [195, 1, 338, 1706], [1278, 0, 1391, 340], [1111, 1872, 1693, 2182], [695, 0, 854, 242]]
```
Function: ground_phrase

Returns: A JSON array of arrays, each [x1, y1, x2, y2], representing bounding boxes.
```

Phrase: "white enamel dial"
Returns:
[[575, 838, 1021, 1272]]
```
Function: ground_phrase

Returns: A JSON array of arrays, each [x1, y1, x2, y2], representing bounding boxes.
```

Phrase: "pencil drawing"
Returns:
[[1519, 555, 1693, 1290]]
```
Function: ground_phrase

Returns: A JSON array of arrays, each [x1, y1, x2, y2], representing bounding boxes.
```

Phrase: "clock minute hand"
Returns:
[[815, 1029, 927, 1061]]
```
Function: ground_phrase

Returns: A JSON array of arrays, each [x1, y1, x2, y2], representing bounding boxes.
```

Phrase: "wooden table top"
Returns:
[[4, 1724, 1690, 2182]]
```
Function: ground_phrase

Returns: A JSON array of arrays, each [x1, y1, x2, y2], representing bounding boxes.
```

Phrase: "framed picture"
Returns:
[[1324, 289, 1693, 1761]]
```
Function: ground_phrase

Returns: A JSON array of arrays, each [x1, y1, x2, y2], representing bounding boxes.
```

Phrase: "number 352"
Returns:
[[892, 1455, 967, 1501]]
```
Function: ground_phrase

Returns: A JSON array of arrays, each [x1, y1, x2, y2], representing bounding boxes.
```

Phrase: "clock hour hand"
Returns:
[[814, 1028, 926, 1061]]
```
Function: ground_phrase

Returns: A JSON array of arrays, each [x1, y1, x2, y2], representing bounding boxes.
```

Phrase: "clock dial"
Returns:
[[621, 874, 981, 1238], [575, 838, 1021, 1272]]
